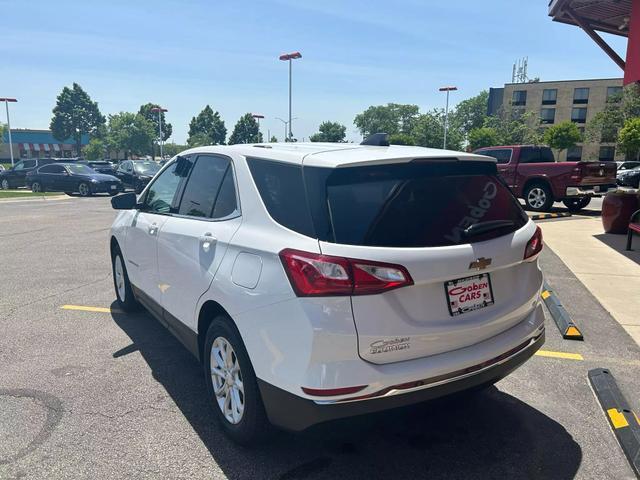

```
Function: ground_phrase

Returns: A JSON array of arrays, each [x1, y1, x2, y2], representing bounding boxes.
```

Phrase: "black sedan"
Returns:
[[114, 160, 161, 193], [617, 165, 640, 188], [25, 163, 123, 197], [79, 160, 117, 175]]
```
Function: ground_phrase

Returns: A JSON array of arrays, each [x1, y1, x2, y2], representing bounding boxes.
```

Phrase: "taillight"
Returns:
[[279, 249, 413, 296], [524, 226, 543, 261], [570, 166, 582, 181]]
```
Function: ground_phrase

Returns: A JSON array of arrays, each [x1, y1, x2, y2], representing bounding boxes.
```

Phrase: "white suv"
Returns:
[[109, 138, 545, 444]]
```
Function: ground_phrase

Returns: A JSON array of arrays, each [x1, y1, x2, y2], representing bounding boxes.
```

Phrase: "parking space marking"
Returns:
[[61, 304, 122, 314], [535, 349, 584, 361]]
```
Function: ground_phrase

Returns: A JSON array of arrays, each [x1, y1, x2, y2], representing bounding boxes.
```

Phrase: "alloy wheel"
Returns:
[[210, 337, 245, 424], [1, 179, 9, 190], [527, 188, 546, 209], [114, 254, 126, 302], [32, 182, 41, 193], [79, 183, 89, 196]]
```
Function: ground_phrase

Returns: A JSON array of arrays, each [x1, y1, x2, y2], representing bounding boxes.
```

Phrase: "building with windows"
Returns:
[[0, 129, 89, 163], [487, 78, 624, 161]]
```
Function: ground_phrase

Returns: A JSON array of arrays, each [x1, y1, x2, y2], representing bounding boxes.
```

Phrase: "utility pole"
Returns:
[[438, 86, 457, 149], [151, 106, 168, 159]]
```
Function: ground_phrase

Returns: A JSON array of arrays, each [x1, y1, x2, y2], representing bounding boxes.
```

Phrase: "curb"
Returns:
[[541, 281, 584, 340], [530, 212, 572, 221], [589, 368, 640, 478]]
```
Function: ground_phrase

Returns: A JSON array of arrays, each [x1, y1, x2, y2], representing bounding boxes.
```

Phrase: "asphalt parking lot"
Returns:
[[1, 196, 639, 479]]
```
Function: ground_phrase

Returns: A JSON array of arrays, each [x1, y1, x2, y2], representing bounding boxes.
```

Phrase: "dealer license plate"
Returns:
[[445, 273, 494, 317]]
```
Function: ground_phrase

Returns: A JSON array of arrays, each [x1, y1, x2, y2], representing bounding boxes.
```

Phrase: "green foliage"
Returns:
[[188, 105, 226, 145], [354, 103, 419, 137], [162, 142, 189, 157], [451, 90, 489, 137], [388, 133, 415, 145], [542, 121, 582, 153], [468, 127, 500, 150], [483, 107, 542, 145], [50, 83, 105, 155], [411, 109, 464, 150], [228, 113, 262, 144], [0, 123, 5, 144], [269, 135, 278, 143], [107, 112, 155, 158], [309, 121, 347, 142], [84, 138, 105, 160], [138, 103, 172, 142], [586, 84, 640, 144], [618, 117, 640, 160]]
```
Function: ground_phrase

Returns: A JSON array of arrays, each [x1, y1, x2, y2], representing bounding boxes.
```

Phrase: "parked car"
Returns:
[[474, 145, 618, 212], [0, 158, 56, 189], [79, 160, 117, 174], [617, 165, 640, 188], [616, 161, 640, 172], [114, 160, 161, 193], [26, 162, 122, 196], [109, 139, 545, 444]]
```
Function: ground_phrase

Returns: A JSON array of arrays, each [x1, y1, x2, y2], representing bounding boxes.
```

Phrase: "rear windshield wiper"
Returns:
[[463, 220, 515, 238]]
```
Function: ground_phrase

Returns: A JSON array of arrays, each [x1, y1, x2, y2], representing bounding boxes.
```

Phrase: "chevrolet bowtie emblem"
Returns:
[[469, 257, 492, 270]]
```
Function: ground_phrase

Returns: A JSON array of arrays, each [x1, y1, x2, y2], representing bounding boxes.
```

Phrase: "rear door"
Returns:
[[157, 154, 241, 330], [307, 161, 540, 364], [482, 148, 516, 188]]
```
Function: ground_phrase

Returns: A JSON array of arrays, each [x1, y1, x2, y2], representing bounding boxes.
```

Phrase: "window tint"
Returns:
[[573, 88, 589, 104], [512, 90, 527, 106], [248, 158, 315, 236], [178, 155, 229, 218], [212, 167, 238, 218], [542, 89, 557, 105], [144, 162, 183, 214], [39, 164, 65, 173], [540, 108, 555, 124], [519, 147, 539, 163], [480, 149, 512, 164], [22, 160, 36, 169], [567, 146, 582, 161], [599, 146, 615, 161], [571, 107, 587, 123], [304, 162, 527, 248]]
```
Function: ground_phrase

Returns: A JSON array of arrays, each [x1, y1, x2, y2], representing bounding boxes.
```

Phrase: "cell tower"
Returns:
[[512, 57, 529, 83]]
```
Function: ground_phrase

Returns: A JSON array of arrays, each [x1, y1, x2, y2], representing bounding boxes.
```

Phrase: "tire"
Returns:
[[111, 247, 140, 312], [1, 179, 10, 190], [524, 183, 554, 212], [203, 316, 270, 445], [78, 182, 92, 197], [108, 191, 119, 196], [562, 197, 591, 212], [64, 192, 74, 196], [31, 182, 43, 193]]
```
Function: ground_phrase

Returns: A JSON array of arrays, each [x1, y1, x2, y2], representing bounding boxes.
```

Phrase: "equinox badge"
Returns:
[[469, 257, 492, 270]]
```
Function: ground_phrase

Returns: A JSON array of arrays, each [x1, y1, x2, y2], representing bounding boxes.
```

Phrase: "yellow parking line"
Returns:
[[535, 349, 584, 361], [61, 304, 122, 314]]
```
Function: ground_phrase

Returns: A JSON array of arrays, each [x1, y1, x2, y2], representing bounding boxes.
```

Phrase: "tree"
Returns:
[[468, 127, 500, 150], [451, 90, 489, 139], [543, 121, 582, 157], [188, 105, 226, 145], [411, 109, 464, 150], [618, 117, 640, 160], [84, 138, 105, 160], [483, 107, 542, 145], [50, 83, 105, 156], [162, 142, 189, 157], [269, 135, 278, 143], [228, 113, 262, 144], [388, 133, 415, 145], [0, 123, 5, 145], [309, 121, 347, 142], [138, 103, 173, 159], [107, 112, 155, 159], [354, 103, 420, 137], [586, 83, 640, 144]]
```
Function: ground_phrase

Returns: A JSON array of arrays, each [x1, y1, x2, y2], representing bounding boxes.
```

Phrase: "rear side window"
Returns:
[[248, 158, 315, 236], [480, 149, 512, 164], [178, 155, 229, 218], [39, 164, 65, 173], [304, 161, 528, 247], [519, 147, 554, 163]]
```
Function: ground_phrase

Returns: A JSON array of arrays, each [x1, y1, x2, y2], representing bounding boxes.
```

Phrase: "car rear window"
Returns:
[[249, 159, 528, 247]]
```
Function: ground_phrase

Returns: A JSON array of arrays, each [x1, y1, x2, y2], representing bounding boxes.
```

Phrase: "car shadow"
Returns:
[[594, 232, 640, 266], [110, 305, 582, 480]]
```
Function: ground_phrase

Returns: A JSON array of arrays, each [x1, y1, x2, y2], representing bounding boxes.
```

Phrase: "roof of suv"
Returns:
[[180, 142, 495, 168]]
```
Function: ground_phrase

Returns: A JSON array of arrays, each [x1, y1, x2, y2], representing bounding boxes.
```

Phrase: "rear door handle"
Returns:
[[148, 223, 158, 236], [200, 232, 217, 252]]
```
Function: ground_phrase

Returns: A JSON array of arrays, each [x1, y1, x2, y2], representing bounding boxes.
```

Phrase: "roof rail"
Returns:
[[360, 133, 389, 147]]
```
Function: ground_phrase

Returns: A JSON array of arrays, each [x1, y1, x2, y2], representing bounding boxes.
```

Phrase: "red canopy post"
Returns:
[[624, 0, 640, 85]]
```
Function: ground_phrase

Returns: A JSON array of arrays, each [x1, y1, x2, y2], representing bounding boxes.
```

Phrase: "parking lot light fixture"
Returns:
[[0, 97, 17, 166], [252, 114, 265, 142], [438, 86, 457, 150], [151, 106, 168, 159], [279, 51, 302, 141]]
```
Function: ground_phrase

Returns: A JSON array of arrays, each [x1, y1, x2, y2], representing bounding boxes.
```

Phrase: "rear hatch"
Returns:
[[304, 160, 541, 364], [578, 161, 617, 186]]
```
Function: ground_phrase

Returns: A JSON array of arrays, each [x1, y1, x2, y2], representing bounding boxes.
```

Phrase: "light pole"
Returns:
[[276, 117, 298, 142], [279, 51, 302, 141], [151, 106, 168, 159], [252, 113, 264, 142], [1, 97, 17, 166], [439, 86, 457, 149]]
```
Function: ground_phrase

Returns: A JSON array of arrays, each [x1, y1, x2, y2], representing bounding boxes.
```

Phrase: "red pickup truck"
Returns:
[[473, 145, 617, 212]]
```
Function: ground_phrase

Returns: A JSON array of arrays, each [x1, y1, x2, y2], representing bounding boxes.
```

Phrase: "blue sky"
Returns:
[[0, 0, 628, 143]]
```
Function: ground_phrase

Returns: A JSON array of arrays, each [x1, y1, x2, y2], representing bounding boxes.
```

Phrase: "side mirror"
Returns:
[[111, 192, 139, 210]]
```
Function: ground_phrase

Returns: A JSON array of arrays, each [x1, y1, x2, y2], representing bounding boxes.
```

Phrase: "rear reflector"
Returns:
[[280, 249, 413, 297], [301, 385, 368, 397], [524, 226, 543, 260]]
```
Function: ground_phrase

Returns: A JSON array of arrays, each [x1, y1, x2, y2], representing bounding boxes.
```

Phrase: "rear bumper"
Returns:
[[258, 328, 545, 432], [92, 182, 122, 194], [565, 185, 617, 197]]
